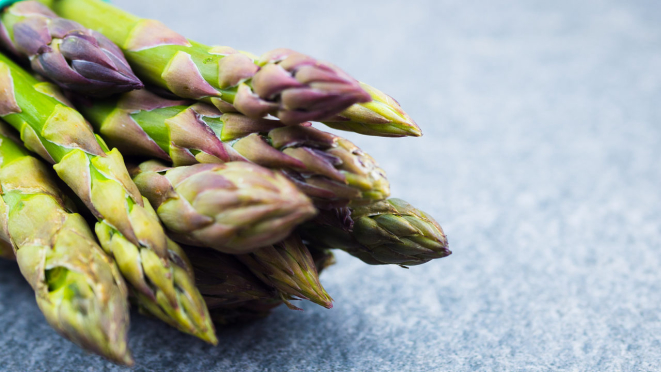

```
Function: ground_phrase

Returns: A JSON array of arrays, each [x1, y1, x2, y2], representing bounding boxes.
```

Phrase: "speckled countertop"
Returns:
[[1, 0, 660, 370]]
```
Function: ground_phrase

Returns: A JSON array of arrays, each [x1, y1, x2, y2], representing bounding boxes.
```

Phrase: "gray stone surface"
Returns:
[[1, 0, 661, 370]]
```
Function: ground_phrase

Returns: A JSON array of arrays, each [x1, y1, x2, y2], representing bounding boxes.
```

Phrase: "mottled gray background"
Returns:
[[1, 0, 661, 371]]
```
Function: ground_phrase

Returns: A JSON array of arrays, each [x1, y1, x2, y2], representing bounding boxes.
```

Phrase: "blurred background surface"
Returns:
[[1, 0, 660, 370]]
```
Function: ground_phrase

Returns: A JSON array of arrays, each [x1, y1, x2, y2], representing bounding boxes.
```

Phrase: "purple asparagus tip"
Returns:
[[235, 48, 371, 125], [2, 1, 143, 97]]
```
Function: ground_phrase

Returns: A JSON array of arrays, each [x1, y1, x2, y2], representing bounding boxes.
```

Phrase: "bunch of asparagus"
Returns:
[[0, 0, 450, 365]]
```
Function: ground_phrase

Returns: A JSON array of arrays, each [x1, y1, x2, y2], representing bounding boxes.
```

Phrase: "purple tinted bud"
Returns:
[[34, 50, 89, 85], [47, 18, 80, 38], [71, 60, 139, 85], [3, 2, 143, 96], [252, 64, 303, 99], [13, 17, 51, 56], [60, 32, 115, 69], [232, 48, 370, 124]]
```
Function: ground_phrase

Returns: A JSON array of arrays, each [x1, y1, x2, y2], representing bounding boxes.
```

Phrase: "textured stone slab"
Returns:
[[1, 0, 660, 370]]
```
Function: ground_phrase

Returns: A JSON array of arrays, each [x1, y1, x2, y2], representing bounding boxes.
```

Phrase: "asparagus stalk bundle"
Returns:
[[300, 198, 451, 267], [0, 52, 216, 343], [0, 124, 132, 365], [81, 89, 390, 208], [0, 1, 143, 96], [131, 160, 316, 253], [37, 0, 421, 136], [0, 0, 453, 366]]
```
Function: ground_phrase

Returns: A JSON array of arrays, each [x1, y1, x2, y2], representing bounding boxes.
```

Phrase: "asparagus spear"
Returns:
[[0, 124, 132, 365], [0, 1, 143, 96], [237, 234, 334, 310], [131, 160, 316, 253], [0, 52, 216, 344], [300, 199, 451, 267], [322, 82, 421, 137], [190, 241, 336, 323], [204, 241, 335, 324], [38, 0, 421, 136], [80, 89, 390, 208]]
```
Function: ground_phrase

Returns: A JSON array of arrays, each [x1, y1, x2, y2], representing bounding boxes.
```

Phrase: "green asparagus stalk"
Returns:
[[321, 82, 421, 137], [205, 243, 336, 324], [38, 0, 421, 136], [300, 199, 451, 267], [80, 89, 390, 208], [0, 53, 216, 344], [131, 160, 316, 253], [237, 234, 334, 310], [0, 1, 143, 96], [0, 124, 132, 365]]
